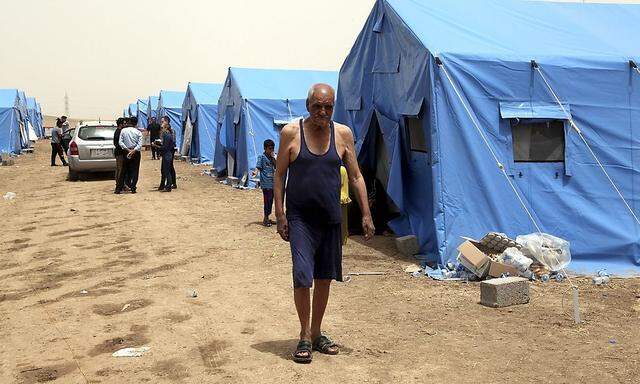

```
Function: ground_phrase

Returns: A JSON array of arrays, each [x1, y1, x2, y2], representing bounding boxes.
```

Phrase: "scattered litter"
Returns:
[[80, 290, 88, 295], [3, 192, 16, 201], [516, 233, 571, 271], [121, 303, 131, 312], [112, 347, 150, 357], [70, 208, 77, 212], [592, 275, 610, 286], [404, 264, 422, 274], [609, 339, 617, 345], [186, 289, 198, 298], [343, 272, 386, 283]]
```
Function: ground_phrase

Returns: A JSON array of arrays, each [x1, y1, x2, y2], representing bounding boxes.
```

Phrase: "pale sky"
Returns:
[[1, 0, 637, 119]]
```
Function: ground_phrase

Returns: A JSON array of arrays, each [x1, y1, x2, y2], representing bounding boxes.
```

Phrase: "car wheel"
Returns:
[[68, 169, 79, 181]]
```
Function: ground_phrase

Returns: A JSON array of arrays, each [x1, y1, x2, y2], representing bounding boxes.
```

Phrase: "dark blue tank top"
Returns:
[[286, 119, 341, 224]]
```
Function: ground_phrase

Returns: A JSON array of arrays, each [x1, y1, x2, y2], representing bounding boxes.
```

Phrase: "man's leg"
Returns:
[[51, 143, 56, 165], [170, 158, 177, 188], [310, 279, 331, 340], [114, 155, 123, 192], [57, 144, 68, 165], [294, 288, 311, 341], [129, 152, 141, 191]]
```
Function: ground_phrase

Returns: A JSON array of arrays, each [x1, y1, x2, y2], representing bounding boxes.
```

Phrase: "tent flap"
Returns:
[[499, 102, 571, 120]]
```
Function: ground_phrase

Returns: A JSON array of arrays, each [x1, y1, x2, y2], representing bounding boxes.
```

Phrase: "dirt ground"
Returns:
[[1, 140, 639, 384]]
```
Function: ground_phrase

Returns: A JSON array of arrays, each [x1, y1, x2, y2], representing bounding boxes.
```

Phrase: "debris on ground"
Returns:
[[112, 347, 150, 357], [480, 276, 530, 308], [395, 235, 420, 257], [3, 192, 16, 201], [404, 264, 422, 274], [186, 289, 198, 298], [592, 270, 611, 285]]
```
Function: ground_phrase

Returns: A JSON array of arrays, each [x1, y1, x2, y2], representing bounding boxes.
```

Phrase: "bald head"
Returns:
[[307, 83, 335, 103]]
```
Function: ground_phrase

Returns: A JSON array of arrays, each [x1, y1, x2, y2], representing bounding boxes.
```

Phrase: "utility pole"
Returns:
[[64, 91, 69, 116]]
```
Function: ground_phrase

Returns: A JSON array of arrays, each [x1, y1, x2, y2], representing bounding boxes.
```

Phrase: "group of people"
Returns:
[[112, 116, 177, 194], [49, 115, 70, 166]]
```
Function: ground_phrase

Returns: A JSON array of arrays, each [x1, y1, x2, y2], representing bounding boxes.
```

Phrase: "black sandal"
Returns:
[[312, 335, 339, 355], [292, 340, 313, 364]]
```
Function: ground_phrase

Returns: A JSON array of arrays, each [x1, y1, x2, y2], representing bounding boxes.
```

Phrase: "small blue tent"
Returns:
[[157, 90, 186, 147], [137, 98, 149, 129], [123, 108, 129, 118], [181, 82, 224, 164], [147, 96, 159, 121], [334, 0, 640, 275], [17, 91, 32, 147], [0, 89, 24, 154], [26, 97, 43, 138], [215, 67, 338, 182]]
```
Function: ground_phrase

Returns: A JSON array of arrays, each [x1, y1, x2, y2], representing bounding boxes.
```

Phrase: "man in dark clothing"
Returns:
[[50, 119, 68, 166], [147, 117, 161, 160], [274, 84, 374, 363], [113, 118, 127, 194]]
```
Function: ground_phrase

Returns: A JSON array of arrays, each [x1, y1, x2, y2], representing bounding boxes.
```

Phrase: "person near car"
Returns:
[[152, 118, 176, 192], [113, 117, 128, 194], [50, 119, 68, 166], [118, 116, 143, 193], [147, 117, 161, 160]]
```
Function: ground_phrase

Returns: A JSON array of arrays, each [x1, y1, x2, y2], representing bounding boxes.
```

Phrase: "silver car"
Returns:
[[68, 121, 117, 181]]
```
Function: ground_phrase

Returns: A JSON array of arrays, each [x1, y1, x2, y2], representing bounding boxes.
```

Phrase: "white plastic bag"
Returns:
[[497, 247, 533, 272], [516, 233, 571, 272]]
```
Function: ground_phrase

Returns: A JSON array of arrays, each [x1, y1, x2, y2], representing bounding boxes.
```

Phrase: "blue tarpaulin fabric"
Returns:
[[215, 67, 338, 184], [128, 103, 138, 120], [181, 83, 224, 164], [137, 98, 149, 129], [27, 97, 43, 138], [334, 0, 640, 275], [0, 89, 23, 154], [158, 90, 186, 147], [147, 96, 159, 121]]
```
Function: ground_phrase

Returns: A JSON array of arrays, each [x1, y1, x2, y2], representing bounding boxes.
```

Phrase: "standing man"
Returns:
[[113, 118, 127, 194], [50, 119, 68, 166], [147, 117, 161, 160], [119, 116, 143, 193], [274, 84, 374, 364]]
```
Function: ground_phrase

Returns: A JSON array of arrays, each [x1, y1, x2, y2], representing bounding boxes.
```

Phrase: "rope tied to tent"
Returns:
[[244, 100, 259, 173], [532, 61, 640, 227], [436, 58, 577, 290]]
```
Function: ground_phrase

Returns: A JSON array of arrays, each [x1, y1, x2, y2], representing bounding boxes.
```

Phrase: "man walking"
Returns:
[[118, 116, 143, 193], [50, 119, 68, 166], [147, 117, 161, 160], [274, 84, 374, 364]]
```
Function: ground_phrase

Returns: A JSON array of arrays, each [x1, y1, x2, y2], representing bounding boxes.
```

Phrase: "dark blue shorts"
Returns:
[[289, 219, 342, 288]]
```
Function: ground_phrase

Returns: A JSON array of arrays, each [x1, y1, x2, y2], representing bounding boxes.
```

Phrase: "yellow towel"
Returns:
[[340, 166, 351, 204]]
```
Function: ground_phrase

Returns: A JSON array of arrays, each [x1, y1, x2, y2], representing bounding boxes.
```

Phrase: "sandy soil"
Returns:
[[1, 140, 639, 384]]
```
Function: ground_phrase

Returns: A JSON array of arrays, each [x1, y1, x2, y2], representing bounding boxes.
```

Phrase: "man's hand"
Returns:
[[127, 150, 134, 159], [362, 215, 375, 241], [277, 215, 289, 242]]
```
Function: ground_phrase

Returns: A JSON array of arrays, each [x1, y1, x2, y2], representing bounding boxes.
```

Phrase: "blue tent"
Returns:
[[334, 0, 640, 275], [137, 98, 149, 129], [215, 67, 338, 183], [17, 91, 32, 147], [128, 103, 138, 120], [123, 108, 129, 118], [181, 82, 224, 164], [26, 97, 43, 138], [0, 89, 24, 154], [147, 96, 159, 121], [157, 90, 186, 147]]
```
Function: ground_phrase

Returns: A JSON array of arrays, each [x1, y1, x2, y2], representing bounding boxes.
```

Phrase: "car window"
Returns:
[[78, 126, 116, 141]]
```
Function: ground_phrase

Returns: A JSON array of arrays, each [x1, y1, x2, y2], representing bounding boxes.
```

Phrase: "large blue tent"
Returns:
[[215, 67, 338, 183], [26, 97, 43, 138], [181, 82, 224, 164], [137, 98, 149, 129], [128, 103, 138, 120], [147, 96, 159, 121], [334, 0, 640, 275], [157, 90, 186, 147], [0, 89, 24, 154]]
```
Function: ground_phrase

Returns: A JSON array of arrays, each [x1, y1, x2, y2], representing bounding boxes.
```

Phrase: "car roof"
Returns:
[[78, 121, 116, 127]]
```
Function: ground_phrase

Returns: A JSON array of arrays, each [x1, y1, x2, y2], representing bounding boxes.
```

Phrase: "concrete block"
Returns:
[[1, 158, 15, 166], [395, 235, 420, 256], [480, 276, 530, 308]]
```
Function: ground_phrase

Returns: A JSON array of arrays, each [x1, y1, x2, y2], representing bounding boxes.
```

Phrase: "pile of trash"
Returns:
[[408, 232, 572, 282]]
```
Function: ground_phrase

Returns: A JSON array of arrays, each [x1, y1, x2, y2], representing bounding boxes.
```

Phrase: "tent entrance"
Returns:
[[350, 114, 400, 236], [181, 115, 194, 158]]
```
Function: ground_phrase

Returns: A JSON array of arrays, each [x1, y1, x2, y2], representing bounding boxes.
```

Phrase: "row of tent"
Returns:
[[122, 0, 639, 274], [0, 89, 44, 154], [122, 68, 338, 182]]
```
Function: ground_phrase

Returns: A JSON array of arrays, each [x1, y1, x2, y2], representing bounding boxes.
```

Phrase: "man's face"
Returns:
[[265, 145, 275, 156], [307, 94, 334, 128], [61, 117, 67, 122]]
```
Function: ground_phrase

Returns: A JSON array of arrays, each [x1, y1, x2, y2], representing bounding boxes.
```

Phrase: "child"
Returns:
[[254, 139, 276, 227]]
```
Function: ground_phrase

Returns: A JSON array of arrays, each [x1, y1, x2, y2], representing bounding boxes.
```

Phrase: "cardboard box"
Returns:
[[487, 260, 519, 278], [457, 240, 490, 278]]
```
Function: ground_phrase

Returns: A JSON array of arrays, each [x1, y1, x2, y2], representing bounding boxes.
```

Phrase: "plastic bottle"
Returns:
[[592, 276, 610, 285], [555, 272, 566, 282], [540, 274, 550, 283]]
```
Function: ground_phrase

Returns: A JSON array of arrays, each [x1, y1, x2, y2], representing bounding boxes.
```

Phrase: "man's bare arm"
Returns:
[[274, 124, 296, 241]]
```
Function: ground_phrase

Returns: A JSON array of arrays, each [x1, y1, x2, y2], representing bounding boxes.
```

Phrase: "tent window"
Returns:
[[512, 120, 565, 162], [406, 117, 427, 153]]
